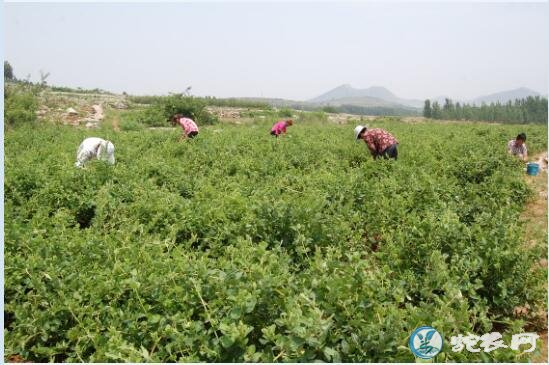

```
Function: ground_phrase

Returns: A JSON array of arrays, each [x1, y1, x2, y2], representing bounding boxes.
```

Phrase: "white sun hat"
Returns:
[[354, 125, 367, 141]]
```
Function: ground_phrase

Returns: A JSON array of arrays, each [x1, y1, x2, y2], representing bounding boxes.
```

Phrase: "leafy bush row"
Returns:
[[4, 120, 547, 361]]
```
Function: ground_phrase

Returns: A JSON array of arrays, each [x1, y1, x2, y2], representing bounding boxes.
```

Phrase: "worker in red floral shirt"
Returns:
[[354, 125, 399, 160]]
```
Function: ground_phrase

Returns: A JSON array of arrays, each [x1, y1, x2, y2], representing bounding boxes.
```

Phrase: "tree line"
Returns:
[[423, 96, 547, 124], [335, 104, 420, 117]]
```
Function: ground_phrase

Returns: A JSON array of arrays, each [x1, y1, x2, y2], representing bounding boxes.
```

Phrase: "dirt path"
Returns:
[[521, 151, 548, 363]]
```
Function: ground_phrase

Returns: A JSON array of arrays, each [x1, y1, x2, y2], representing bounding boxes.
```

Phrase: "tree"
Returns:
[[4, 61, 14, 81], [455, 102, 462, 120], [39, 70, 50, 86], [443, 98, 455, 119], [423, 99, 432, 118], [431, 101, 442, 119]]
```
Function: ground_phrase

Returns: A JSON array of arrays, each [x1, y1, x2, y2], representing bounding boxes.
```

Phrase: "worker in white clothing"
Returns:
[[75, 137, 115, 168], [507, 133, 528, 162]]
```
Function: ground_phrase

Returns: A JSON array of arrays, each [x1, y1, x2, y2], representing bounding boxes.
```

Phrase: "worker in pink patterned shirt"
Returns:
[[270, 119, 293, 137], [171, 114, 199, 140], [354, 125, 399, 160]]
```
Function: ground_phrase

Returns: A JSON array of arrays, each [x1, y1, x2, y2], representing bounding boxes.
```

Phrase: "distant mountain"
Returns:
[[235, 96, 419, 116], [309, 84, 395, 103], [471, 87, 541, 104], [314, 95, 407, 108], [309, 84, 423, 108]]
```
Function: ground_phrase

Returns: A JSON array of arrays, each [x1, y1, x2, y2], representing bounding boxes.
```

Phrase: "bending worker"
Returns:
[[507, 132, 528, 162], [270, 119, 293, 137], [354, 125, 399, 160], [75, 137, 115, 168], [171, 114, 199, 140]]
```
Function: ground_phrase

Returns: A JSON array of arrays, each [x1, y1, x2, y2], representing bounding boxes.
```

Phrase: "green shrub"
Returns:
[[129, 95, 273, 110], [4, 84, 39, 127], [135, 108, 166, 127], [277, 108, 294, 118], [296, 110, 328, 123], [129, 95, 219, 127], [48, 85, 112, 94], [127, 95, 164, 105], [119, 118, 144, 131], [159, 95, 218, 125], [202, 96, 272, 109]]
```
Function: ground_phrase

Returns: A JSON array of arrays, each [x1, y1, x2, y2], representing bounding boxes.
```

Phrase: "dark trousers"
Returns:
[[188, 131, 199, 138], [376, 143, 398, 160]]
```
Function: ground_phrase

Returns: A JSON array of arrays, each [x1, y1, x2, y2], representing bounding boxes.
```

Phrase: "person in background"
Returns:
[[270, 119, 293, 138], [171, 114, 199, 140], [75, 137, 115, 168], [507, 133, 528, 162], [354, 125, 399, 160]]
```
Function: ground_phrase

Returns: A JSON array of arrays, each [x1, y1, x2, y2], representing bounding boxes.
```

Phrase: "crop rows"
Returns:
[[4, 119, 547, 362]]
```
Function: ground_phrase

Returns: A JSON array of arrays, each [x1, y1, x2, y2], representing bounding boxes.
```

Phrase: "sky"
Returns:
[[4, 1, 549, 101]]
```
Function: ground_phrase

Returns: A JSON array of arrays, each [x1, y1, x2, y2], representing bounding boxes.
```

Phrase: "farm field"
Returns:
[[4, 118, 548, 362]]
